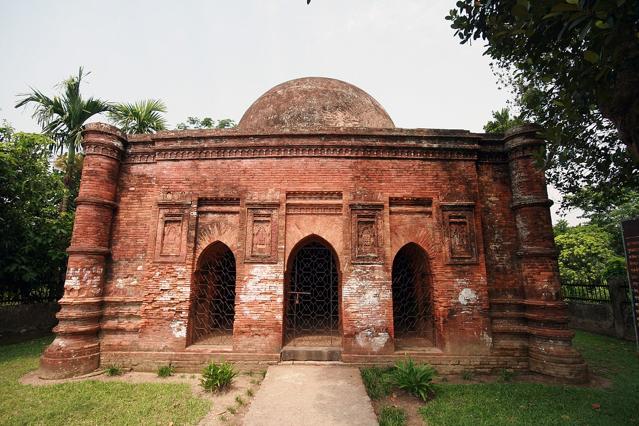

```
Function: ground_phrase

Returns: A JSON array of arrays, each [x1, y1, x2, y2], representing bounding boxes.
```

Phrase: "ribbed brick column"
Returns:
[[505, 125, 588, 383], [39, 123, 125, 379]]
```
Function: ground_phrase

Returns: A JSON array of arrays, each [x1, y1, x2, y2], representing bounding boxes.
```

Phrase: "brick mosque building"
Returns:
[[40, 77, 587, 382]]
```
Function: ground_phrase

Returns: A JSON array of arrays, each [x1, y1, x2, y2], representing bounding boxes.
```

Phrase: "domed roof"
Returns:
[[238, 77, 394, 131]]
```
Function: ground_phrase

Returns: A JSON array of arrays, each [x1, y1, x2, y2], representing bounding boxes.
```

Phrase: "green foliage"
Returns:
[[565, 186, 639, 255], [0, 128, 72, 302], [554, 224, 625, 284], [378, 406, 407, 426], [200, 361, 237, 392], [156, 364, 175, 378], [360, 366, 394, 400], [498, 369, 515, 383], [108, 99, 167, 134], [461, 370, 474, 381], [483, 108, 524, 134], [15, 68, 110, 211], [235, 395, 245, 406], [447, 1, 639, 208], [104, 365, 123, 376], [391, 359, 436, 401], [175, 117, 237, 130]]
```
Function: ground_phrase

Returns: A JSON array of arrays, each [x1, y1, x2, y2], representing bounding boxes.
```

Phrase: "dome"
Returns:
[[238, 77, 394, 131]]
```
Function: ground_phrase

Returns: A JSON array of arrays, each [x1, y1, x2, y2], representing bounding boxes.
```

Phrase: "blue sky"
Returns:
[[0, 0, 582, 223]]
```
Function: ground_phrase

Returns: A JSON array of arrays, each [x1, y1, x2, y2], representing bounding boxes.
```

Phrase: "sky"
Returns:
[[0, 0, 583, 224]]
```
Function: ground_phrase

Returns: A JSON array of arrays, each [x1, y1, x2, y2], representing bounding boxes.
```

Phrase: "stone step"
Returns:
[[281, 346, 342, 361]]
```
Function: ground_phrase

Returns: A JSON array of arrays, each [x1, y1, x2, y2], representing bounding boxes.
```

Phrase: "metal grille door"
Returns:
[[190, 244, 236, 345], [285, 241, 339, 347], [392, 243, 434, 347]]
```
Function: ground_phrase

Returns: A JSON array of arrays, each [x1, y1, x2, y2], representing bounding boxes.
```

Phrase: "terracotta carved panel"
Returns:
[[351, 203, 384, 264], [441, 203, 477, 264], [245, 203, 279, 263], [154, 209, 188, 262]]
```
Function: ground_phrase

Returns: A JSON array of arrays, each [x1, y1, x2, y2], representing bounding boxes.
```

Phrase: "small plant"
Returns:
[[227, 406, 237, 415], [157, 364, 175, 378], [379, 405, 407, 426], [360, 366, 394, 400], [391, 359, 435, 401], [200, 361, 238, 392], [246, 388, 254, 397], [104, 365, 123, 376], [259, 369, 267, 379], [498, 369, 515, 382], [461, 370, 474, 381], [235, 395, 245, 406], [250, 378, 259, 385], [219, 415, 228, 422]]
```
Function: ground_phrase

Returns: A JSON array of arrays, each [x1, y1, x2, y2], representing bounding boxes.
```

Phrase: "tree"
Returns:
[[565, 186, 639, 255], [15, 68, 110, 211], [0, 125, 72, 301], [447, 1, 639, 207], [483, 108, 524, 133], [109, 99, 168, 134], [175, 117, 237, 130], [554, 224, 624, 285]]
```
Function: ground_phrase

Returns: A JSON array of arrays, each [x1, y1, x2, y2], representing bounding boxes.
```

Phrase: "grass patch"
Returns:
[[0, 336, 210, 425], [200, 361, 237, 392], [156, 364, 175, 378], [104, 364, 123, 376], [378, 405, 407, 426], [360, 366, 394, 399], [392, 359, 435, 401], [420, 331, 639, 425]]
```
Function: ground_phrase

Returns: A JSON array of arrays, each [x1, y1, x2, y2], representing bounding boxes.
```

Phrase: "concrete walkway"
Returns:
[[243, 364, 377, 426]]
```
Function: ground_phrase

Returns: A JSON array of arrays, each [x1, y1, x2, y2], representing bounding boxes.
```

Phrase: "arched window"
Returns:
[[188, 242, 236, 346], [391, 243, 434, 348]]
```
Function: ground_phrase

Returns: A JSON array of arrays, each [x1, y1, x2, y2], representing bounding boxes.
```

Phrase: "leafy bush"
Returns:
[[391, 359, 435, 401], [157, 364, 175, 378], [104, 365, 123, 376], [0, 128, 72, 303], [461, 370, 474, 381], [360, 366, 393, 400], [200, 361, 237, 392], [498, 369, 515, 382], [379, 406, 407, 426]]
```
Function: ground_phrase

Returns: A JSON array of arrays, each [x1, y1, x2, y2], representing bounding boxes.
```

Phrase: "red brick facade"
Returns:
[[40, 78, 587, 382]]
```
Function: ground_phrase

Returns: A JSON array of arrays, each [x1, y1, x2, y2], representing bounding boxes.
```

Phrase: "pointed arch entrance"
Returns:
[[284, 237, 340, 347], [391, 243, 434, 349], [188, 242, 236, 346]]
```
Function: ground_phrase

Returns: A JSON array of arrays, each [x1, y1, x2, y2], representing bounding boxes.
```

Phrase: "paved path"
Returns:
[[243, 364, 377, 426]]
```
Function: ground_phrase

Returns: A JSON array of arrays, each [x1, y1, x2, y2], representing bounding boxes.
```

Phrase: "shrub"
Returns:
[[104, 365, 123, 376], [461, 370, 474, 381], [391, 359, 435, 401], [157, 364, 175, 378], [498, 369, 515, 382], [379, 406, 407, 426], [360, 366, 393, 400], [200, 361, 237, 392]]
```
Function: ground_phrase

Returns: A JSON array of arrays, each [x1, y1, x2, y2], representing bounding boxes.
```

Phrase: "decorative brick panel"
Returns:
[[245, 202, 279, 263]]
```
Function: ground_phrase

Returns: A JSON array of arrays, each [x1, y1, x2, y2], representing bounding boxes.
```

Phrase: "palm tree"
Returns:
[[109, 99, 167, 134], [15, 67, 111, 211]]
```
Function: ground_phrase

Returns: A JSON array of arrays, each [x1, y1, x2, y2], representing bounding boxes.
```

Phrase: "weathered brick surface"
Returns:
[[41, 78, 587, 382]]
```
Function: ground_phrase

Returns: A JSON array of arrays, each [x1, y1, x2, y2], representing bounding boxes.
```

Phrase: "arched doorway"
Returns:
[[391, 243, 434, 349], [188, 242, 236, 346], [285, 239, 340, 347]]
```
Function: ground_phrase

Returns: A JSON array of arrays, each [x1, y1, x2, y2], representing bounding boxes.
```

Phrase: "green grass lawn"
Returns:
[[421, 331, 639, 426], [0, 336, 210, 425]]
